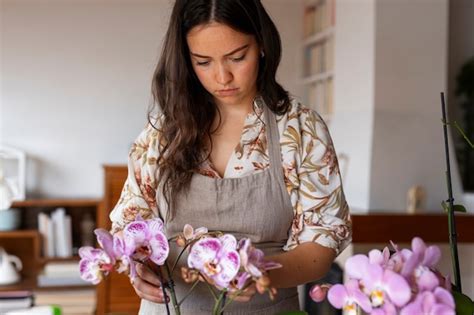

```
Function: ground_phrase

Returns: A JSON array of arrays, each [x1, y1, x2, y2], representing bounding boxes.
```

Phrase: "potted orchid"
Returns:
[[305, 93, 474, 315], [78, 217, 281, 315]]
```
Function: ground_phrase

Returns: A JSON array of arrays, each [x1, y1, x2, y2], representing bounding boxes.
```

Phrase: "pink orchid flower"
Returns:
[[78, 246, 114, 284], [187, 234, 240, 289], [400, 286, 455, 315], [123, 217, 169, 266], [400, 237, 442, 291], [345, 254, 411, 309], [238, 238, 282, 278], [327, 279, 373, 315]]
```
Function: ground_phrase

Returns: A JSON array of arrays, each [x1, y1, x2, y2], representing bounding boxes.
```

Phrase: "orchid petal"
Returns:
[[401, 251, 421, 278], [345, 254, 369, 279], [417, 268, 439, 291], [327, 284, 348, 309], [149, 231, 170, 265], [411, 237, 426, 255], [434, 287, 455, 308], [369, 249, 384, 265], [187, 238, 220, 270], [194, 227, 208, 238], [214, 250, 240, 288], [219, 234, 238, 252], [147, 217, 164, 232], [431, 304, 455, 315], [183, 224, 194, 240], [423, 245, 441, 267], [420, 291, 436, 313], [382, 301, 397, 315], [94, 229, 114, 255], [351, 287, 372, 313], [78, 246, 97, 260], [123, 221, 149, 254], [235, 272, 250, 290], [383, 269, 411, 307], [370, 308, 385, 315], [400, 301, 422, 315], [362, 263, 383, 291]]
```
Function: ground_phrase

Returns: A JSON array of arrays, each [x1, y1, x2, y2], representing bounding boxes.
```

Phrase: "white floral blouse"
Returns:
[[110, 98, 352, 255]]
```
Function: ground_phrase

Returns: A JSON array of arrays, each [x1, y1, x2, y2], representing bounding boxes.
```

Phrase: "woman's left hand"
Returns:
[[228, 283, 257, 302]]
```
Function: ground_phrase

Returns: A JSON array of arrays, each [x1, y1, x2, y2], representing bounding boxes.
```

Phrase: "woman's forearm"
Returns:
[[266, 242, 336, 288]]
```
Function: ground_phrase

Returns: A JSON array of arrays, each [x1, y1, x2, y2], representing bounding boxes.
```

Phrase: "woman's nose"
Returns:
[[215, 64, 233, 85]]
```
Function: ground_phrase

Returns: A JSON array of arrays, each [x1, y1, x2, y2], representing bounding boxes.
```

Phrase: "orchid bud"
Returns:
[[268, 287, 277, 300], [176, 235, 187, 247], [256, 275, 270, 294], [309, 284, 329, 302], [181, 267, 199, 283]]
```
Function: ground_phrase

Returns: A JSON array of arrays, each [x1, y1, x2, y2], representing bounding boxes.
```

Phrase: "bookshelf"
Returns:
[[0, 198, 100, 292], [302, 0, 335, 121]]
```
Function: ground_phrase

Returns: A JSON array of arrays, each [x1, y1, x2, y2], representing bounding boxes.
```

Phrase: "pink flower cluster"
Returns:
[[179, 224, 282, 297], [79, 216, 169, 284], [311, 237, 455, 315]]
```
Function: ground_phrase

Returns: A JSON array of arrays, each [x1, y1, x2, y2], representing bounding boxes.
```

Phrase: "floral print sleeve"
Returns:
[[109, 123, 161, 233], [281, 103, 351, 255]]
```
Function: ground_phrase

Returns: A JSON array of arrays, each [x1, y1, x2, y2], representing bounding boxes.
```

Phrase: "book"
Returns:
[[36, 274, 89, 287], [0, 291, 34, 313]]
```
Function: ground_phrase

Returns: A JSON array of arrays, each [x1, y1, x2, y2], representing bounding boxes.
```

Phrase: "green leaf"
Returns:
[[453, 204, 467, 213], [453, 290, 474, 315], [276, 311, 308, 315], [441, 201, 468, 213], [442, 201, 449, 212]]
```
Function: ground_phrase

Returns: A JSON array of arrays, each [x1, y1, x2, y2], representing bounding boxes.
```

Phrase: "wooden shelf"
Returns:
[[0, 275, 36, 292], [303, 26, 334, 46], [12, 198, 101, 208], [0, 275, 94, 292], [352, 213, 474, 244], [0, 229, 39, 238], [38, 256, 81, 265], [302, 71, 333, 85]]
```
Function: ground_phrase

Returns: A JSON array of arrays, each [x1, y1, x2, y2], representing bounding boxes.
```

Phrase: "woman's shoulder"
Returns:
[[130, 114, 165, 159], [278, 97, 328, 131]]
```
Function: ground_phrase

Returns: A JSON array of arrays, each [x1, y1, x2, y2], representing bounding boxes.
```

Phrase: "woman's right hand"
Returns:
[[132, 262, 169, 304]]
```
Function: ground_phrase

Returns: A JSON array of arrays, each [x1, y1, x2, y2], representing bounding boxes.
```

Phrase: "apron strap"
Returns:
[[260, 97, 285, 181]]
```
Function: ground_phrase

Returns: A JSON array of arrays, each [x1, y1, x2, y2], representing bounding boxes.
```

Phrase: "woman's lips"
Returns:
[[216, 88, 239, 96]]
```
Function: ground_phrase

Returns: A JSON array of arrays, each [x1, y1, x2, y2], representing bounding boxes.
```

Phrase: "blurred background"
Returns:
[[1, 0, 473, 313]]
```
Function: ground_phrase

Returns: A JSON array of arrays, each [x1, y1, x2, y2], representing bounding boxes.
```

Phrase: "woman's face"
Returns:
[[186, 22, 260, 109]]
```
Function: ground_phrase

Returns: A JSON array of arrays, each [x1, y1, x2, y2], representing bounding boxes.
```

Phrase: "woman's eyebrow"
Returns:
[[190, 44, 249, 58]]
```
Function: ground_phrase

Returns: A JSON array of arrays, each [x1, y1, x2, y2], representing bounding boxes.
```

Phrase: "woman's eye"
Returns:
[[232, 55, 245, 62], [196, 60, 210, 66]]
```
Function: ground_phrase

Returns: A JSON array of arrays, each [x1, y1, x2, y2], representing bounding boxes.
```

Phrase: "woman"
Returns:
[[110, 0, 351, 314]]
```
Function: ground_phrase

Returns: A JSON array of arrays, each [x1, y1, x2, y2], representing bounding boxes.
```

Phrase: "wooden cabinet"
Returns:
[[96, 165, 141, 315], [0, 199, 100, 292]]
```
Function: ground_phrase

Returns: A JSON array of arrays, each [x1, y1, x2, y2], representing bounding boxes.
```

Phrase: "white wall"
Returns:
[[370, 0, 464, 211], [331, 0, 376, 211], [0, 0, 303, 198], [331, 0, 463, 212]]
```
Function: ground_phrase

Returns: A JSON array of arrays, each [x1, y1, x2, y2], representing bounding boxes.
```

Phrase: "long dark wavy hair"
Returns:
[[150, 0, 291, 211]]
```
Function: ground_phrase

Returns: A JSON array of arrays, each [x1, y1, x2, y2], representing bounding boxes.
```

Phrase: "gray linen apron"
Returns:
[[139, 101, 300, 314]]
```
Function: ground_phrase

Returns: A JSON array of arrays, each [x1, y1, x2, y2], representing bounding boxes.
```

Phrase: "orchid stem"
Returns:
[[156, 264, 171, 315], [171, 243, 191, 274], [164, 262, 181, 315], [202, 277, 218, 301], [212, 291, 226, 315], [178, 280, 200, 306], [440, 92, 463, 292]]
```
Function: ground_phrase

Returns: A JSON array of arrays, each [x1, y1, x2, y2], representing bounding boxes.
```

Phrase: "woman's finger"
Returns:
[[230, 285, 257, 302], [135, 262, 162, 286], [132, 276, 168, 304]]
